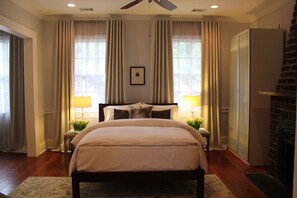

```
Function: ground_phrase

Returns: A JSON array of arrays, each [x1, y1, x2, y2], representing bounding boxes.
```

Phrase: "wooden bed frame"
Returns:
[[71, 103, 205, 198]]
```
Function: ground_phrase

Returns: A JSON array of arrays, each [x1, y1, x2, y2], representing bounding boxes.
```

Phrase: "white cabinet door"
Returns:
[[237, 31, 250, 161], [228, 36, 240, 152]]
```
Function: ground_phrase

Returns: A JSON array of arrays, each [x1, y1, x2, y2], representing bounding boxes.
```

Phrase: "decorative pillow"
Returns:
[[152, 109, 171, 119], [152, 105, 178, 120], [129, 105, 153, 119], [114, 109, 129, 120], [103, 102, 142, 121]]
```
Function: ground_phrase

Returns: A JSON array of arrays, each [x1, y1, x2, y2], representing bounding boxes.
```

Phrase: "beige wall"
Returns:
[[42, 20, 56, 144], [124, 20, 151, 103], [252, 0, 294, 36]]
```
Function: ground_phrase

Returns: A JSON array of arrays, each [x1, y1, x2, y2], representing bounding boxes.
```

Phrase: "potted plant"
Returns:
[[69, 119, 89, 132], [186, 117, 203, 130]]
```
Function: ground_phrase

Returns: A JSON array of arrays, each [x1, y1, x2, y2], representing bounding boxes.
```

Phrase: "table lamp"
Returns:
[[73, 96, 92, 119], [183, 95, 201, 117]]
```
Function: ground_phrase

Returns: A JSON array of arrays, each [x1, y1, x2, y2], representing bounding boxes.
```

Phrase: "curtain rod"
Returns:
[[44, 15, 219, 22]]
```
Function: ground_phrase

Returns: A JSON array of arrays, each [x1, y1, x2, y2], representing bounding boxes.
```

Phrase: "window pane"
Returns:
[[173, 34, 202, 119], [0, 35, 10, 114], [74, 40, 106, 120], [173, 39, 201, 99]]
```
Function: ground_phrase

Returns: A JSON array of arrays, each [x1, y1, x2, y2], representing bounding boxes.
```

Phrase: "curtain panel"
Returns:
[[0, 31, 26, 153], [151, 19, 174, 103], [201, 21, 222, 149], [7, 34, 26, 153], [105, 19, 126, 103], [53, 20, 74, 149]]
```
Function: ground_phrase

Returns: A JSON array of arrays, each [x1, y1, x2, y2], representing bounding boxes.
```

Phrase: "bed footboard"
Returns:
[[71, 168, 205, 198]]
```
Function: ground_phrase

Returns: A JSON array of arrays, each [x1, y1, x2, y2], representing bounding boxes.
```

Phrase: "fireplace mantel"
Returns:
[[259, 91, 296, 97]]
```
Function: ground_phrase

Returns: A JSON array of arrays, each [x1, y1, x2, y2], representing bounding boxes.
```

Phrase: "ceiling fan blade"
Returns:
[[121, 0, 143, 9], [155, 0, 177, 11]]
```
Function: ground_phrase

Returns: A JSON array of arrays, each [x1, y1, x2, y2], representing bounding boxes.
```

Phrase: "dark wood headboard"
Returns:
[[98, 103, 178, 122]]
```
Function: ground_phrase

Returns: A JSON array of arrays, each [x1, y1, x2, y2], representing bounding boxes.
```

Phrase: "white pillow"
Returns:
[[103, 102, 142, 121]]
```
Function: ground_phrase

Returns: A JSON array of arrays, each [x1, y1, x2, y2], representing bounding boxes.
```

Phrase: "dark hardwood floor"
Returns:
[[0, 149, 267, 197]]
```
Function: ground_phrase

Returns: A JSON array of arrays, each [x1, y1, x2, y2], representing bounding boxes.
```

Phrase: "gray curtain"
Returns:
[[53, 20, 74, 149], [7, 34, 26, 153], [201, 21, 223, 149], [151, 19, 174, 103], [105, 19, 126, 103]]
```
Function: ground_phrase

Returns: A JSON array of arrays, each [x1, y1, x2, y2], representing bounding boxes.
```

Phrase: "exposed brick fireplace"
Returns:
[[267, 0, 297, 188], [269, 96, 295, 187]]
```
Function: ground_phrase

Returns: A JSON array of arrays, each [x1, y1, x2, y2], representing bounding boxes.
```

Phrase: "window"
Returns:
[[172, 21, 202, 118], [0, 32, 10, 114], [74, 21, 106, 120]]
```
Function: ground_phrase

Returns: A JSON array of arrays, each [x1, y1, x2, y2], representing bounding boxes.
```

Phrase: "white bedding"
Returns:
[[69, 119, 208, 175]]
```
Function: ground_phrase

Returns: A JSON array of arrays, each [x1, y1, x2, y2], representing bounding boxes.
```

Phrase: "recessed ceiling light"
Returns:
[[210, 5, 219, 9], [67, 3, 76, 8]]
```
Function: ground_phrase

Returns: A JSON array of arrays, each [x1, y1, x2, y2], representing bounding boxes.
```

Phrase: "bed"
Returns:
[[70, 103, 207, 198]]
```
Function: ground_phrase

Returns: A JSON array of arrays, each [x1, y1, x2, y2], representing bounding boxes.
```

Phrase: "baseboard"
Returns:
[[38, 141, 46, 156]]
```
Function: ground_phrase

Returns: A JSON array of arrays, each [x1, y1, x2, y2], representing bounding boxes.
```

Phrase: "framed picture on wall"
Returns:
[[130, 67, 145, 85]]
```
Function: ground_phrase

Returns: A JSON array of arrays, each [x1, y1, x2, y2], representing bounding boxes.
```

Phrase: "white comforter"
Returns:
[[69, 119, 208, 175]]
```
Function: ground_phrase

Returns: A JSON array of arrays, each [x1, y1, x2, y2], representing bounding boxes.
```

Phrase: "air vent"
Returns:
[[192, 9, 206, 12], [79, 8, 94, 11]]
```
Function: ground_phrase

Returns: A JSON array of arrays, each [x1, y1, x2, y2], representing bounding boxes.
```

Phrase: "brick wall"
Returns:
[[268, 0, 297, 187]]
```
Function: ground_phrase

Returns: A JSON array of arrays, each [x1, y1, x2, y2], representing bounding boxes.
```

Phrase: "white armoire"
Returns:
[[228, 29, 284, 166]]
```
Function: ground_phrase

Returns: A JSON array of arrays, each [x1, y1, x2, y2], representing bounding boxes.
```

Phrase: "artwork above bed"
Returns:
[[99, 102, 178, 122]]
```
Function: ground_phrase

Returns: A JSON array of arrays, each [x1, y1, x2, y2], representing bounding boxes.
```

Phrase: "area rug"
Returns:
[[246, 173, 292, 198], [8, 174, 234, 198]]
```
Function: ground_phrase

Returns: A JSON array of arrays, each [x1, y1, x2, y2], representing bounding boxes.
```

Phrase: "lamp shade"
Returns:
[[73, 96, 92, 108], [183, 95, 201, 107]]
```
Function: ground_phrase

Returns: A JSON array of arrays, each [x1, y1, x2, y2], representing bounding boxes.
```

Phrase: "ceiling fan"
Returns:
[[121, 0, 177, 11]]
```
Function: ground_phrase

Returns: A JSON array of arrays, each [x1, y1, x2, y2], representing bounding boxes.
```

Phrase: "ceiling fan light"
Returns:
[[210, 4, 219, 9], [67, 3, 76, 8]]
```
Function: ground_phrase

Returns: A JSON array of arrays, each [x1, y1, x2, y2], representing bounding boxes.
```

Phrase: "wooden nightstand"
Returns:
[[197, 128, 210, 158], [64, 130, 78, 156]]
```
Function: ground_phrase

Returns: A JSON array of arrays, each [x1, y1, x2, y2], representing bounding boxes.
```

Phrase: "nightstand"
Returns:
[[197, 128, 210, 158], [64, 130, 78, 155]]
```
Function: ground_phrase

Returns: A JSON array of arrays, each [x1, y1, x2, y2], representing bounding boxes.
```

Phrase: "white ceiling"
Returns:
[[10, 0, 292, 21]]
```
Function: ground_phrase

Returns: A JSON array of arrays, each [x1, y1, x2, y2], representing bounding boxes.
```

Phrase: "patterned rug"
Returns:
[[8, 174, 234, 198]]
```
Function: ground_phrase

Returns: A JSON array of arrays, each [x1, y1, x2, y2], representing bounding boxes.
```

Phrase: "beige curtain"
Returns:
[[201, 21, 223, 149], [151, 19, 174, 103], [53, 20, 74, 149], [105, 19, 126, 103], [6, 34, 26, 153]]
